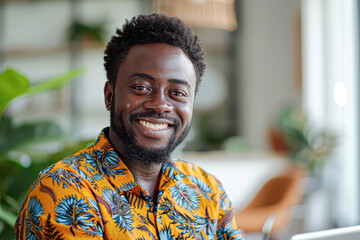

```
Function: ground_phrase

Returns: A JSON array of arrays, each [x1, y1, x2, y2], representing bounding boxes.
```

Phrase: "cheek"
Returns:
[[115, 94, 141, 111], [176, 104, 193, 126]]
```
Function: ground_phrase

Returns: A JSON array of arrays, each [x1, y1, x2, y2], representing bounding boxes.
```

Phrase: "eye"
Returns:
[[169, 89, 189, 101], [130, 84, 152, 95], [172, 91, 186, 97], [135, 86, 146, 91]]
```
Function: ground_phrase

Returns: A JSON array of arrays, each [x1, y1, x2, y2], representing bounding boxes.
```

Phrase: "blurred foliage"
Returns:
[[184, 114, 229, 151], [221, 135, 252, 153], [0, 67, 86, 116], [68, 20, 107, 43], [278, 107, 338, 173], [0, 67, 89, 239]]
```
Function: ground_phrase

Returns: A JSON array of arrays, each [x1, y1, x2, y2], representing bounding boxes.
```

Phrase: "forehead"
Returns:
[[117, 43, 196, 88]]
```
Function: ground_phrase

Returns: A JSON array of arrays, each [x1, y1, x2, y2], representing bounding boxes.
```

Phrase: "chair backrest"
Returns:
[[235, 166, 307, 234], [245, 167, 305, 210]]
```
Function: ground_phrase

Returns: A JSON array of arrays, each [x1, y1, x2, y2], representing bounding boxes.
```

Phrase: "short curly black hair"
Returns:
[[104, 13, 205, 93]]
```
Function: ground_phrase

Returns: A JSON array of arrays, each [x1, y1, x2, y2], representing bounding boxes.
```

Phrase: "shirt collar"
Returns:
[[91, 128, 185, 192], [91, 128, 138, 192]]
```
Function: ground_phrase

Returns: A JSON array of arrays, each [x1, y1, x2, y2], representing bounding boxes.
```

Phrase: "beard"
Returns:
[[109, 101, 191, 165]]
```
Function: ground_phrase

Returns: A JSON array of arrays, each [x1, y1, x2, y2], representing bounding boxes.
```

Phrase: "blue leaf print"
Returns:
[[162, 161, 186, 181], [158, 216, 163, 226], [55, 195, 95, 231], [101, 188, 135, 231], [39, 165, 55, 177], [158, 197, 203, 238], [203, 223, 216, 240], [170, 182, 200, 211], [216, 224, 245, 240], [63, 155, 83, 168], [157, 190, 164, 202], [94, 221, 104, 237], [191, 211, 217, 240], [92, 173, 104, 181], [81, 150, 126, 179], [218, 182, 231, 211], [87, 197, 101, 216], [189, 176, 212, 194], [25, 197, 44, 240], [82, 151, 102, 174], [188, 175, 212, 201], [76, 168, 94, 183], [102, 150, 119, 167], [159, 226, 176, 240], [101, 187, 120, 212], [119, 181, 136, 191], [48, 169, 83, 189]]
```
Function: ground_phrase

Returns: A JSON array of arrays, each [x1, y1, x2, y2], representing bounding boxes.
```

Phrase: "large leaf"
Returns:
[[0, 69, 29, 115], [0, 158, 23, 183], [0, 205, 17, 227], [26, 68, 86, 96], [0, 223, 15, 240], [0, 67, 86, 116], [0, 118, 64, 154]]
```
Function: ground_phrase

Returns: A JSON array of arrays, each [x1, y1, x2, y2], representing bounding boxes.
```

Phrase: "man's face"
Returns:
[[105, 43, 197, 164]]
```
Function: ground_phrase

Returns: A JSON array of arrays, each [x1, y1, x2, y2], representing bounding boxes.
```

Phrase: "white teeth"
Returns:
[[139, 120, 169, 130]]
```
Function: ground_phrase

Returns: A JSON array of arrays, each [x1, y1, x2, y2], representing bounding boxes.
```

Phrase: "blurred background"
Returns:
[[0, 0, 359, 239]]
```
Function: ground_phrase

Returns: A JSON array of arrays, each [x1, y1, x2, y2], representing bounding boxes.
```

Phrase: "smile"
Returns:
[[139, 120, 169, 130]]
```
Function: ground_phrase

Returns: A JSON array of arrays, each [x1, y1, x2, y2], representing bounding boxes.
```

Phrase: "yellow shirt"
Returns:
[[15, 129, 245, 240]]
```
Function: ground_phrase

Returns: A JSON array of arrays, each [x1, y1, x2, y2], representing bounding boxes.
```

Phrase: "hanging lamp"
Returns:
[[151, 0, 237, 31]]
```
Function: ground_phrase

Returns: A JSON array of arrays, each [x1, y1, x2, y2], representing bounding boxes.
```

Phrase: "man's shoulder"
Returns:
[[170, 158, 205, 172], [169, 158, 220, 186], [37, 145, 95, 181]]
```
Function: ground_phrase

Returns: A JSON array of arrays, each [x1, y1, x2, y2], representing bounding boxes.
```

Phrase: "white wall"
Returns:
[[238, 0, 302, 150]]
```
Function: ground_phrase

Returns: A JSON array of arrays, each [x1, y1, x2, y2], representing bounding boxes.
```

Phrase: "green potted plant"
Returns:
[[277, 107, 338, 175], [0, 67, 86, 238]]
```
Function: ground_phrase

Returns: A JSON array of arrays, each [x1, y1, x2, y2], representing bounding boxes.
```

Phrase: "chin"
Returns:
[[137, 140, 172, 150], [125, 143, 174, 165]]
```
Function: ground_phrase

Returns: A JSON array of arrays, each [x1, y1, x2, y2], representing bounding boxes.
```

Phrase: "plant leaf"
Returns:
[[0, 119, 64, 154], [26, 68, 86, 96], [0, 158, 23, 182], [0, 67, 86, 117], [0, 68, 30, 115], [2, 194, 20, 211], [0, 204, 17, 227]]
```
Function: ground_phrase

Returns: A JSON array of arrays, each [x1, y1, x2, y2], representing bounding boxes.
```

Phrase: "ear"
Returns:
[[104, 81, 113, 111]]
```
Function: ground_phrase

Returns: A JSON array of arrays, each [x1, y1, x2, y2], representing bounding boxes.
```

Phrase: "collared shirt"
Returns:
[[15, 129, 245, 240]]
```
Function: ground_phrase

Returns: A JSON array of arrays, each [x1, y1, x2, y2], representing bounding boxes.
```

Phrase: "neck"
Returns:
[[108, 127, 127, 157], [108, 127, 163, 200], [123, 159, 163, 200]]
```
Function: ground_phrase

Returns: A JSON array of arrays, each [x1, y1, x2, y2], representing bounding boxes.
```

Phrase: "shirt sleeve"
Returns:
[[15, 169, 104, 240], [216, 183, 246, 240]]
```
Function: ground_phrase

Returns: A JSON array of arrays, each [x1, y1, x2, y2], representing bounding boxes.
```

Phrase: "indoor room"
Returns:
[[0, 0, 359, 239]]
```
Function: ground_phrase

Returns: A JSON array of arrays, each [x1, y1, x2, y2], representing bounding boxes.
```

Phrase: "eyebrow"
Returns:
[[130, 73, 155, 81], [169, 79, 192, 89], [130, 73, 192, 89]]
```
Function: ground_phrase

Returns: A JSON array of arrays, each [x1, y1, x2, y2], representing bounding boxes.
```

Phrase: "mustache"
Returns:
[[128, 110, 179, 127]]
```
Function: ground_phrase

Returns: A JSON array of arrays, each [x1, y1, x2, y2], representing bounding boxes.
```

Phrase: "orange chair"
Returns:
[[235, 167, 307, 237]]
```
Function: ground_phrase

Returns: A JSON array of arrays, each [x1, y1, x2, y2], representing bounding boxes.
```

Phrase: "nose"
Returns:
[[143, 91, 173, 113]]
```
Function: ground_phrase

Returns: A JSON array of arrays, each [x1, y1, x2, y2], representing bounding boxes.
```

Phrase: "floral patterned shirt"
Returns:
[[15, 129, 245, 240]]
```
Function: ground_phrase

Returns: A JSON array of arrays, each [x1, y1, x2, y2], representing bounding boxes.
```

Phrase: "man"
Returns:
[[15, 13, 245, 240]]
